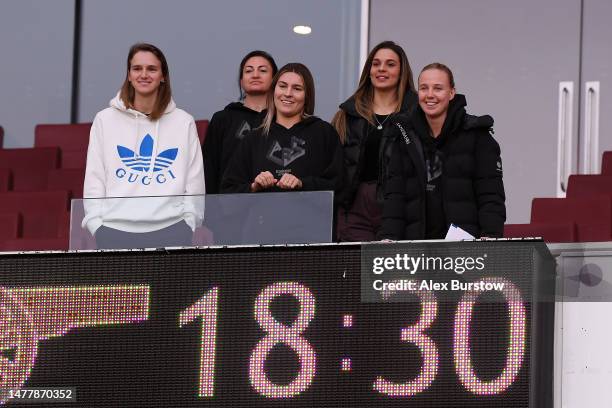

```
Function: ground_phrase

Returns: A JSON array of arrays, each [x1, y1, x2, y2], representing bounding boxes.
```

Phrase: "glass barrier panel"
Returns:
[[70, 192, 333, 250]]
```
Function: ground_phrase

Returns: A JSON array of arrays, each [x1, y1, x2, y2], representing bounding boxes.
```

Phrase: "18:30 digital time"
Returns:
[[179, 278, 526, 399]]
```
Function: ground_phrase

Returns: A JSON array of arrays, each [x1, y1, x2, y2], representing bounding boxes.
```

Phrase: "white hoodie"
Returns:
[[82, 93, 205, 234]]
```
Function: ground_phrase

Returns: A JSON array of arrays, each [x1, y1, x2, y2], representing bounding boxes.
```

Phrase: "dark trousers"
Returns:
[[94, 220, 193, 249], [336, 182, 382, 242]]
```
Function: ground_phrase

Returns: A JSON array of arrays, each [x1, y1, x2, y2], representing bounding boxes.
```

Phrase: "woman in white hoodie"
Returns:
[[83, 43, 205, 249]]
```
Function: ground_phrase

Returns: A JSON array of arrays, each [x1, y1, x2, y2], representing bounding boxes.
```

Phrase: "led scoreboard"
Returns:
[[0, 241, 554, 407]]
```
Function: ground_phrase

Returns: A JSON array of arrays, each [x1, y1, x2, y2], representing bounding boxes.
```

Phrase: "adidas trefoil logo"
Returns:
[[115, 134, 179, 185], [117, 134, 178, 172]]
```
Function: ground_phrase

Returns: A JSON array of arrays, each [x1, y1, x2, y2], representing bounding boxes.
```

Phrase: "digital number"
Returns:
[[374, 278, 526, 397], [454, 278, 526, 394], [179, 287, 219, 397], [179, 282, 317, 399], [374, 288, 438, 396], [249, 282, 317, 398]]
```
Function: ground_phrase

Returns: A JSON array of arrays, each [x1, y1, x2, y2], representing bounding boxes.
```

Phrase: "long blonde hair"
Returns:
[[332, 41, 415, 143], [261, 63, 315, 135]]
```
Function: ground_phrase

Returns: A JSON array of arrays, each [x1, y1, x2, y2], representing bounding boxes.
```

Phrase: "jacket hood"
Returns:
[[270, 115, 321, 132], [223, 101, 264, 113], [412, 94, 464, 141], [463, 113, 494, 130], [339, 89, 418, 118], [412, 94, 494, 145], [110, 92, 176, 117], [441, 93, 467, 135]]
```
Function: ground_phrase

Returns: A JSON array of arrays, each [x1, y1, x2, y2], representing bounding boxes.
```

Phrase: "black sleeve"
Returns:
[[202, 111, 225, 194], [300, 124, 344, 193], [378, 138, 407, 240], [474, 131, 506, 237], [220, 132, 255, 194]]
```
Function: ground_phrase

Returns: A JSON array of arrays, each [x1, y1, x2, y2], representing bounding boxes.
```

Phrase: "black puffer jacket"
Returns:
[[379, 94, 506, 240], [337, 91, 418, 208]]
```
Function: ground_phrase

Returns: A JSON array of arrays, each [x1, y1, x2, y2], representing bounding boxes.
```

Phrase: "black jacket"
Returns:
[[379, 94, 506, 240], [337, 91, 418, 208], [203, 102, 265, 194], [220, 116, 343, 194]]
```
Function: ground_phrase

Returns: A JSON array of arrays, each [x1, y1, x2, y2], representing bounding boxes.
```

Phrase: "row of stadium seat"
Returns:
[[0, 190, 70, 251], [505, 157, 612, 242], [0, 121, 208, 251]]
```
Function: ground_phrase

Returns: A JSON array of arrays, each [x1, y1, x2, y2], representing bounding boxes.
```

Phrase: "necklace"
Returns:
[[374, 114, 390, 130]]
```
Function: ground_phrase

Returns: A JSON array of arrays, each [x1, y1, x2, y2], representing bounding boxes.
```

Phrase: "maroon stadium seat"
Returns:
[[0, 168, 11, 191], [0, 191, 70, 239], [195, 119, 209, 145], [47, 168, 85, 199], [60, 150, 88, 169], [1, 211, 74, 251], [567, 174, 612, 198], [0, 190, 69, 214], [35, 123, 92, 169], [0, 213, 21, 240], [531, 196, 612, 242], [0, 147, 60, 191], [20, 210, 70, 239], [504, 222, 576, 243], [602, 151, 612, 175]]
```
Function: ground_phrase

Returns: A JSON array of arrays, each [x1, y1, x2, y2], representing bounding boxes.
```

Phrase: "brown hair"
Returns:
[[332, 41, 415, 143], [119, 43, 171, 120], [419, 62, 455, 88], [261, 63, 315, 135]]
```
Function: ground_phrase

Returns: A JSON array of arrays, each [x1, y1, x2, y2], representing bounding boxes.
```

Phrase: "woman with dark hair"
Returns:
[[221, 63, 342, 194], [379, 63, 506, 240], [333, 40, 418, 242], [82, 43, 205, 249], [203, 50, 278, 194]]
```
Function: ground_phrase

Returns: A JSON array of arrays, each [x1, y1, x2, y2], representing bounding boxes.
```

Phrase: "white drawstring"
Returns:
[[149, 119, 160, 179]]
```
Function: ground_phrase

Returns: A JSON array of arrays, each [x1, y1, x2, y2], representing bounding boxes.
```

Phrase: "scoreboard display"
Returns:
[[0, 241, 554, 407]]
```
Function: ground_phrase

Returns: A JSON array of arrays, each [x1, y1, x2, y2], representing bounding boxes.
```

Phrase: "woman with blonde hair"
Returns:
[[380, 63, 505, 240], [221, 63, 342, 195]]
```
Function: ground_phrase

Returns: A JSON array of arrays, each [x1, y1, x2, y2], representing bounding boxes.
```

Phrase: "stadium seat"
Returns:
[[47, 168, 85, 199], [0, 169, 11, 191], [61, 150, 88, 169], [567, 175, 612, 197], [0, 190, 69, 214], [504, 222, 576, 243], [19, 210, 67, 239], [0, 191, 70, 239], [0, 213, 21, 240], [0, 147, 60, 191], [35, 123, 91, 169], [531, 196, 612, 242], [602, 151, 612, 175], [195, 119, 209, 145]]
